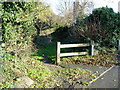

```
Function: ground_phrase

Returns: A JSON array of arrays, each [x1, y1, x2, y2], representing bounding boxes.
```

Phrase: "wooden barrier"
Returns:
[[56, 41, 95, 64], [118, 40, 120, 50]]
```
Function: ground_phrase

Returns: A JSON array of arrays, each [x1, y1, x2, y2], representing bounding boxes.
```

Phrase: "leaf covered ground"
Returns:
[[60, 49, 118, 67], [1, 54, 97, 88]]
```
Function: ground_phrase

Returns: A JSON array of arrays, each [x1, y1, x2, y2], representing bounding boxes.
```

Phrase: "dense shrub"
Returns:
[[2, 2, 38, 59], [73, 7, 120, 47], [1, 2, 52, 88]]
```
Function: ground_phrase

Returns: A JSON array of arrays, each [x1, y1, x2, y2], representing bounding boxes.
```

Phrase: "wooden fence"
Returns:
[[56, 41, 96, 64], [118, 40, 120, 50], [56, 39, 120, 64]]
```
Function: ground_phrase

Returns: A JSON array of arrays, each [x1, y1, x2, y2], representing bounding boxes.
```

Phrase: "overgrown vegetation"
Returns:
[[73, 7, 120, 47], [53, 68, 96, 87], [35, 42, 56, 63], [1, 1, 119, 89], [1, 1, 54, 88], [60, 48, 118, 67]]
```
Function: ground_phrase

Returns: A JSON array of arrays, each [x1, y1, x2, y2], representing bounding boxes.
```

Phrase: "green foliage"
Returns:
[[2, 2, 39, 65], [0, 79, 12, 89], [36, 42, 56, 63], [75, 7, 120, 47], [1, 54, 56, 88], [1, 2, 37, 87], [26, 58, 61, 88], [25, 58, 53, 88], [1, 2, 118, 89], [27, 59, 51, 81], [1, 1, 54, 89]]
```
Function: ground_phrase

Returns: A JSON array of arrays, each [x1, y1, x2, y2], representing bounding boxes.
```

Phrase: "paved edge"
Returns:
[[89, 65, 115, 84]]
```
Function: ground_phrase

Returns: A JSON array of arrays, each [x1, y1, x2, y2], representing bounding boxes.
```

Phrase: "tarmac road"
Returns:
[[89, 51, 120, 89], [88, 66, 120, 88]]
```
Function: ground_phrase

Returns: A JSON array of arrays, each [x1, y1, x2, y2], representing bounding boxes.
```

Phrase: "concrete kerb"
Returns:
[[89, 65, 115, 84]]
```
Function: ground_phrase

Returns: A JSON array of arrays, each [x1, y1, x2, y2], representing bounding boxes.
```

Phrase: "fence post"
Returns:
[[118, 40, 120, 50], [56, 42, 60, 64], [91, 41, 94, 56]]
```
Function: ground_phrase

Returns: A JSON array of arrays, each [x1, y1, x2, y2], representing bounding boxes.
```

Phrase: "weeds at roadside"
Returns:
[[49, 68, 96, 88], [60, 48, 118, 67]]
